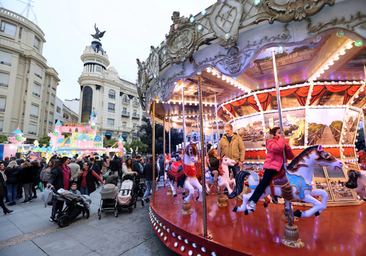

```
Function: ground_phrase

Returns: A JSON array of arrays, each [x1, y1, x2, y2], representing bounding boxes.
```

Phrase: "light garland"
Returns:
[[206, 67, 251, 93]]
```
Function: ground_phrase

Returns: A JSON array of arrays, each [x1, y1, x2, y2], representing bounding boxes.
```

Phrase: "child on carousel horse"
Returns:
[[208, 148, 220, 187], [246, 127, 295, 213]]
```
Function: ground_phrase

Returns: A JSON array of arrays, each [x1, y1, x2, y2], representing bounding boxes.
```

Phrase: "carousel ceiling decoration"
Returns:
[[136, 0, 338, 108]]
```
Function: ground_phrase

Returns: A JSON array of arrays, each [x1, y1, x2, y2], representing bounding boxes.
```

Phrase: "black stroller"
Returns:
[[54, 189, 91, 228], [117, 174, 140, 212]]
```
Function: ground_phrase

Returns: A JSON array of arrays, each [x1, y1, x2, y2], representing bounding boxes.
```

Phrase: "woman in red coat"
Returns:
[[246, 127, 295, 213]]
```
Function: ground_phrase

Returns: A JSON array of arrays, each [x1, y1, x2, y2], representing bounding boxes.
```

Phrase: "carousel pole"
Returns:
[[272, 49, 304, 248], [152, 100, 156, 205], [169, 114, 171, 155], [182, 86, 187, 147], [163, 117, 166, 157], [198, 74, 208, 237], [214, 94, 220, 154]]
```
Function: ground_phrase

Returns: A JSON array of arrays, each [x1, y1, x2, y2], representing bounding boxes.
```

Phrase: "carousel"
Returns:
[[137, 0, 366, 255]]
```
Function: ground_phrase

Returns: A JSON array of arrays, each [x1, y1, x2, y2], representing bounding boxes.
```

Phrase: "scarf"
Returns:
[[61, 165, 70, 190], [0, 170, 6, 181]]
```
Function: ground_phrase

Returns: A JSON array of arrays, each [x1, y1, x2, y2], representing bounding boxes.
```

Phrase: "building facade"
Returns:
[[64, 98, 79, 115], [78, 33, 144, 143], [0, 8, 60, 141], [54, 96, 79, 126]]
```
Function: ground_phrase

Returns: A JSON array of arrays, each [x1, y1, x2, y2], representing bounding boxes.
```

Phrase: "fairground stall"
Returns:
[[32, 109, 124, 160], [137, 0, 366, 255]]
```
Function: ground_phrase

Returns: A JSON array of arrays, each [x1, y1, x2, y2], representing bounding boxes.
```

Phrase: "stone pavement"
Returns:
[[0, 186, 179, 256]]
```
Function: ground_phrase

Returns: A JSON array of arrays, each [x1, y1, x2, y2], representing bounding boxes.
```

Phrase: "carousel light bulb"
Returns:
[[197, 25, 203, 31], [174, 242, 178, 247], [334, 55, 340, 61], [201, 10, 207, 15], [329, 60, 334, 66], [339, 49, 346, 55], [355, 40, 363, 47]]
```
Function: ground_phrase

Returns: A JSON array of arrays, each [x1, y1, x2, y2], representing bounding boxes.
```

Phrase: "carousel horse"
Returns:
[[205, 156, 236, 194], [345, 169, 366, 201], [229, 145, 343, 218], [166, 142, 203, 202]]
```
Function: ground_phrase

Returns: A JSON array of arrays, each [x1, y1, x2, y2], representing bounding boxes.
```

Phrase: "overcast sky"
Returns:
[[4, 0, 214, 101]]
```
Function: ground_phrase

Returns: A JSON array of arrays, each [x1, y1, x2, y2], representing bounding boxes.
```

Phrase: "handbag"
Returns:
[[38, 182, 43, 192], [41, 187, 53, 208]]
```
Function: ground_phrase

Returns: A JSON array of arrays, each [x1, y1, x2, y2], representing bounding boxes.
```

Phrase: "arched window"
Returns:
[[109, 90, 115, 99], [81, 86, 93, 122]]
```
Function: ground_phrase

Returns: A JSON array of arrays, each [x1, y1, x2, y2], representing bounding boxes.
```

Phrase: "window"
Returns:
[[50, 95, 55, 106], [28, 124, 37, 135], [96, 66, 102, 72], [85, 58, 95, 61], [133, 110, 137, 116], [34, 37, 40, 49], [56, 107, 61, 113], [19, 27, 22, 38], [81, 86, 93, 122], [0, 51, 12, 66], [0, 120, 3, 131], [122, 107, 127, 114], [96, 59, 102, 63], [107, 118, 114, 126], [133, 123, 136, 128], [122, 96, 130, 103], [1, 21, 16, 36], [0, 97, 6, 111], [49, 112, 53, 123], [122, 121, 127, 129], [0, 73, 9, 87], [35, 65, 42, 79], [30, 104, 39, 118], [108, 103, 115, 113], [32, 83, 41, 97], [108, 90, 115, 99]]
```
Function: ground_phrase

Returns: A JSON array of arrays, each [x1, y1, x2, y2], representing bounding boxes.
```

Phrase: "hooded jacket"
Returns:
[[219, 133, 245, 163], [263, 134, 295, 172]]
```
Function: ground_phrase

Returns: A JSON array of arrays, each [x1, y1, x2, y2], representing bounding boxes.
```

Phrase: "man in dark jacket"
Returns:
[[141, 156, 157, 204], [110, 156, 120, 177], [0, 170, 13, 214], [133, 156, 143, 175], [47, 157, 70, 222], [158, 155, 165, 180]]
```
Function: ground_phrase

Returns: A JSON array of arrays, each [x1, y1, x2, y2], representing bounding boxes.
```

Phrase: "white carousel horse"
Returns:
[[205, 156, 236, 194], [345, 169, 366, 200], [166, 142, 203, 202], [229, 145, 343, 218]]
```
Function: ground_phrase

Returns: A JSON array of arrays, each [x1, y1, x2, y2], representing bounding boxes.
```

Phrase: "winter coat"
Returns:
[[68, 163, 80, 181], [110, 159, 120, 172], [102, 161, 108, 175], [219, 133, 245, 163], [40, 167, 52, 182], [20, 166, 35, 184], [263, 134, 295, 172], [0, 172, 5, 197], [5, 167, 21, 184], [48, 166, 70, 191], [32, 166, 41, 184], [144, 162, 157, 181]]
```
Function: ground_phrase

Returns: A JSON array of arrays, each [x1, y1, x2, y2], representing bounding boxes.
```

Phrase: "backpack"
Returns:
[[138, 163, 143, 174]]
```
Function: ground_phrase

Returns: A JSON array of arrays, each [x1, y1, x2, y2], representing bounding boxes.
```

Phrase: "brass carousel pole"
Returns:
[[198, 74, 208, 237], [182, 86, 186, 147], [152, 100, 156, 205], [167, 113, 173, 195], [272, 49, 304, 248], [163, 117, 166, 157], [169, 114, 171, 155]]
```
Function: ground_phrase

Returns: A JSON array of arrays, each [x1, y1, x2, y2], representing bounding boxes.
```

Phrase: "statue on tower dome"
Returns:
[[91, 23, 106, 41]]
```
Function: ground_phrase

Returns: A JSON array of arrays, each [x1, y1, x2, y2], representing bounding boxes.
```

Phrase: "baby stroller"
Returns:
[[98, 181, 118, 219], [54, 189, 91, 228], [118, 174, 139, 213]]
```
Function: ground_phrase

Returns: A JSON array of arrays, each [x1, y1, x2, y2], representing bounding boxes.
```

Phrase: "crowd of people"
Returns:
[[0, 153, 162, 218]]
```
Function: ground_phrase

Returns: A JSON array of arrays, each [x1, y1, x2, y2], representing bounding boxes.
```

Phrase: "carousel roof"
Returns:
[[136, 0, 366, 126]]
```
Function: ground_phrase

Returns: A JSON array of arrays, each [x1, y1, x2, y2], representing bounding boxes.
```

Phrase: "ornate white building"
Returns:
[[0, 8, 60, 141], [78, 29, 144, 142]]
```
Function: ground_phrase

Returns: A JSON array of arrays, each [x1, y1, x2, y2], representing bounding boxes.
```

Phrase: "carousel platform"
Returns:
[[149, 187, 366, 256]]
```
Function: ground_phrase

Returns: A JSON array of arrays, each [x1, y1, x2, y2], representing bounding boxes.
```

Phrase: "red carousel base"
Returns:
[[149, 188, 366, 256]]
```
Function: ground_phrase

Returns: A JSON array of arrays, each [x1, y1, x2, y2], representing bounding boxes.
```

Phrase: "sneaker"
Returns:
[[32, 195, 37, 199], [28, 199, 33, 203], [21, 200, 29, 204], [247, 200, 256, 212], [49, 217, 55, 222]]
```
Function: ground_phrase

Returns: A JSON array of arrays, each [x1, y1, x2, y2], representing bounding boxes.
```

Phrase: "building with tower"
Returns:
[[0, 8, 60, 141], [78, 25, 144, 143]]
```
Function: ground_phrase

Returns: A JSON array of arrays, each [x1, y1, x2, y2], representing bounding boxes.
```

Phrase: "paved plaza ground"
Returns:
[[0, 187, 179, 256]]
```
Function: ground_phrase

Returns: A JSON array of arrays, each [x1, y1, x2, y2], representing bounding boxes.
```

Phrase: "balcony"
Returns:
[[108, 108, 115, 113], [132, 113, 140, 119], [29, 132, 36, 135], [50, 103, 54, 106], [0, 61, 11, 66], [32, 92, 40, 97], [30, 114, 38, 118], [133, 101, 139, 107], [35, 73, 42, 79], [52, 87, 56, 91], [0, 83, 8, 87], [0, 108, 6, 112], [44, 120, 47, 122], [121, 111, 130, 117], [122, 98, 130, 104], [48, 121, 52, 125]]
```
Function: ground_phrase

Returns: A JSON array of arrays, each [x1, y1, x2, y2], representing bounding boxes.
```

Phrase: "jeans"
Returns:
[[142, 181, 153, 200], [7, 183, 18, 202], [249, 169, 278, 203], [51, 198, 64, 219], [229, 163, 241, 179], [80, 187, 89, 195], [23, 182, 33, 201]]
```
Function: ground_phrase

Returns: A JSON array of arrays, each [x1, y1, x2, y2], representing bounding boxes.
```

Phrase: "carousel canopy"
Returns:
[[137, 0, 366, 127]]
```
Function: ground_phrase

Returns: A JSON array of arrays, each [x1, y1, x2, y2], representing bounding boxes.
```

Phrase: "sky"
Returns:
[[4, 0, 214, 101]]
